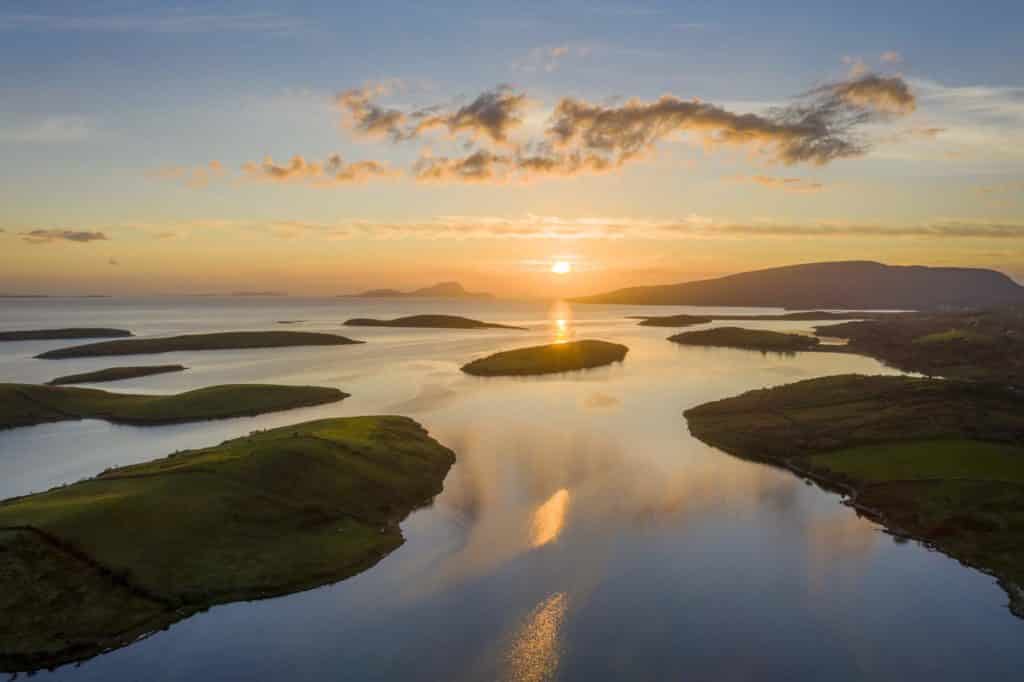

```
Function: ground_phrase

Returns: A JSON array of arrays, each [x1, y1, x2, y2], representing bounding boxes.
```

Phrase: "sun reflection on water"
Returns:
[[548, 300, 573, 344], [530, 488, 570, 548], [504, 592, 569, 682]]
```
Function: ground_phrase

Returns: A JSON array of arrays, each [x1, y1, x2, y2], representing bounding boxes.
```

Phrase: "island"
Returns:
[[344, 314, 524, 330], [573, 261, 1024, 310], [684, 374, 1024, 619], [635, 311, 898, 327], [668, 327, 820, 352], [35, 331, 362, 359], [343, 281, 494, 300], [461, 339, 628, 376], [0, 328, 132, 342], [0, 383, 347, 430], [0, 416, 455, 671], [47, 365, 187, 386]]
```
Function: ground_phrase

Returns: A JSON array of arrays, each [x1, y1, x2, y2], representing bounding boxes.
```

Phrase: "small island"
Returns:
[[636, 314, 712, 327], [0, 328, 132, 342], [684, 374, 1024, 619], [0, 416, 455, 671], [47, 365, 187, 386], [668, 327, 820, 351], [461, 339, 628, 376], [1, 383, 347, 430], [344, 314, 525, 330], [36, 331, 362, 359]]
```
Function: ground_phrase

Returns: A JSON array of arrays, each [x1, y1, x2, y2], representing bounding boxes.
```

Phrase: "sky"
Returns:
[[1, 0, 1023, 297]]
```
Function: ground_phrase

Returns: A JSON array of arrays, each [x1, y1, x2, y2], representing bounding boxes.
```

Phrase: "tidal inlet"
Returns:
[[2, 3, 1024, 680]]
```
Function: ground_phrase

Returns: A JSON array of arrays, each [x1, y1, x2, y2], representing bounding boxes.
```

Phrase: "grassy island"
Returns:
[[0, 383, 347, 430], [48, 365, 187, 386], [637, 314, 713, 327], [461, 339, 628, 376], [684, 374, 1024, 619], [36, 331, 362, 359], [0, 416, 455, 671], [0, 328, 132, 342], [669, 327, 820, 351], [344, 314, 524, 330]]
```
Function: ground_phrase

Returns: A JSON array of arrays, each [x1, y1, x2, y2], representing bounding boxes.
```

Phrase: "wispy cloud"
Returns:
[[0, 12, 306, 34], [19, 229, 109, 244], [146, 161, 225, 188], [734, 175, 825, 193], [0, 116, 92, 143], [241, 154, 395, 185]]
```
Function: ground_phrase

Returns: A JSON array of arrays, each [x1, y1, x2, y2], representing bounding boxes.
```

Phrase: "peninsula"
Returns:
[[0, 416, 454, 671], [47, 365, 187, 386], [669, 327, 820, 352]]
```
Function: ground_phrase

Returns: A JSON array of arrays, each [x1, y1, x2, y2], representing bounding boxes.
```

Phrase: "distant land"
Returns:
[[344, 315, 524, 330], [231, 291, 288, 297], [573, 261, 1024, 310], [0, 328, 132, 342], [343, 281, 494, 300]]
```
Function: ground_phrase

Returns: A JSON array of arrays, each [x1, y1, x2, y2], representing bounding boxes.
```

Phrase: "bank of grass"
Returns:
[[36, 331, 362, 359], [344, 314, 525, 330], [913, 328, 994, 345], [669, 326, 820, 352], [0, 328, 132, 342], [0, 383, 347, 430], [47, 365, 186, 386], [0, 416, 455, 671], [684, 374, 1024, 619], [461, 339, 628, 376]]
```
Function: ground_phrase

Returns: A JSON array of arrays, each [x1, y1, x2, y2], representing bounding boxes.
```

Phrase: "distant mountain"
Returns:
[[344, 281, 494, 300], [572, 261, 1024, 310]]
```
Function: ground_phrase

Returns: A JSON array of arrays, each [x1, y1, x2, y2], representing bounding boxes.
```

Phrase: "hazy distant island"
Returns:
[[669, 327, 821, 352], [685, 374, 1024, 619], [36, 331, 362, 359], [231, 291, 288, 297], [0, 383, 346, 430], [635, 311, 900, 327], [343, 281, 494, 300], [47, 365, 187, 386], [0, 416, 454, 671], [344, 314, 524, 330], [0, 328, 132, 342], [575, 261, 1024, 310], [462, 339, 628, 376]]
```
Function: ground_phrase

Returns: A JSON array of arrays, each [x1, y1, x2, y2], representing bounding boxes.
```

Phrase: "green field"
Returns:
[[47, 365, 187, 386], [461, 339, 628, 376], [0, 416, 455, 671], [0, 383, 347, 429], [36, 331, 362, 359], [669, 326, 820, 352], [684, 375, 1024, 619]]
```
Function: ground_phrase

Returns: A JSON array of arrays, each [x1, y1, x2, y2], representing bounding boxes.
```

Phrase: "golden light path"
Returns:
[[530, 488, 570, 548], [504, 592, 569, 682]]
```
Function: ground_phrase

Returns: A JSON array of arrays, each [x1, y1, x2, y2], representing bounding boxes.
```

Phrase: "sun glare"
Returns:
[[551, 260, 572, 274]]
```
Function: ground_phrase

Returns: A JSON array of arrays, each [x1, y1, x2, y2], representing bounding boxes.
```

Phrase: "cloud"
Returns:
[[413, 150, 508, 183], [0, 116, 92, 143], [241, 154, 395, 185], [20, 229, 109, 244], [147, 160, 225, 188], [881, 51, 904, 64], [338, 84, 528, 144], [735, 175, 825, 193], [0, 13, 306, 34], [817, 74, 916, 114], [514, 45, 585, 73]]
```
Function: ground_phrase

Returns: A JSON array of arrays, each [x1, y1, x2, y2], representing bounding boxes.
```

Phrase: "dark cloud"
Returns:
[[21, 229, 109, 243], [335, 84, 409, 140], [242, 154, 394, 185]]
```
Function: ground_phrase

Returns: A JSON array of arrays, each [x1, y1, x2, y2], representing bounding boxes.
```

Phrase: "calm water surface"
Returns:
[[1, 297, 1020, 681]]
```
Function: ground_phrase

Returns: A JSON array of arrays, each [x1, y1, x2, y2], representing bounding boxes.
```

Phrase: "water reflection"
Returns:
[[530, 489, 570, 548], [548, 300, 573, 343], [504, 592, 569, 682]]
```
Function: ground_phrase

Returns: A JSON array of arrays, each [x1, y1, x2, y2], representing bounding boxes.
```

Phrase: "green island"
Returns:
[[635, 311, 896, 327], [0, 416, 455, 671], [461, 339, 628, 376], [47, 365, 187, 386], [817, 307, 1024, 384], [36, 331, 362, 360], [684, 374, 1024, 619], [0, 383, 347, 430], [668, 327, 820, 352], [0, 328, 132, 342], [344, 314, 525, 330]]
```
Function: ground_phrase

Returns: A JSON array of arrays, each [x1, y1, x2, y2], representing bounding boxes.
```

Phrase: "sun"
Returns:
[[551, 260, 572, 274]]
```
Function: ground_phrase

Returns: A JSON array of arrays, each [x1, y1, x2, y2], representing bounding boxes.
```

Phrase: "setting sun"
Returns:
[[551, 261, 572, 274]]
